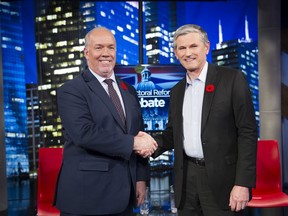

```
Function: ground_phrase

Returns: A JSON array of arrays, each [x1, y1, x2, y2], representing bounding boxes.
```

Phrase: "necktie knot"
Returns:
[[104, 78, 113, 86]]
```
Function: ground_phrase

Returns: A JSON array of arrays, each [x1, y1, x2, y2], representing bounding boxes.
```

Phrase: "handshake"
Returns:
[[133, 131, 158, 158]]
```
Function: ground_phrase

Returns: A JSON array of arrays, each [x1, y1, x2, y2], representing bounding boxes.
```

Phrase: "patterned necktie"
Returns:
[[104, 79, 126, 127]]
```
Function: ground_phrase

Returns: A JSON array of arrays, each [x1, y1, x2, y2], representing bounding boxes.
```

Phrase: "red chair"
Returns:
[[248, 140, 288, 207], [37, 147, 63, 216]]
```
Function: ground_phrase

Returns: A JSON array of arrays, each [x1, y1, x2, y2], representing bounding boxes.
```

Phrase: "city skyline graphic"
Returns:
[[0, 0, 257, 178]]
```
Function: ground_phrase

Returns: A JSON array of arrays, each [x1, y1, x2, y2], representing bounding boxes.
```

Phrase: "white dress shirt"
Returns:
[[182, 62, 208, 159]]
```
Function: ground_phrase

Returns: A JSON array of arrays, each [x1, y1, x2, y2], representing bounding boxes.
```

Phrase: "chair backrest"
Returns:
[[37, 147, 63, 205], [252, 140, 282, 195]]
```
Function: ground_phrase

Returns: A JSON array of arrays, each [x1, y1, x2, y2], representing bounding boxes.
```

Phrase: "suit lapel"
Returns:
[[116, 77, 133, 132], [176, 78, 186, 117], [201, 64, 220, 134], [82, 70, 127, 132], [173, 78, 186, 135]]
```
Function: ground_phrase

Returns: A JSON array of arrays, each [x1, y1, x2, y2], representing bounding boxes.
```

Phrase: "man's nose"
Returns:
[[102, 47, 110, 55], [185, 48, 192, 56]]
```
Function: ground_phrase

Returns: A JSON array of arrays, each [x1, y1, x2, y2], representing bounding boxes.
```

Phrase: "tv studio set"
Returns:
[[0, 0, 287, 215]]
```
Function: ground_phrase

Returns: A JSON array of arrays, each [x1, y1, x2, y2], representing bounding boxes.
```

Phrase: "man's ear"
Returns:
[[83, 47, 88, 57], [174, 50, 178, 60], [205, 41, 210, 55]]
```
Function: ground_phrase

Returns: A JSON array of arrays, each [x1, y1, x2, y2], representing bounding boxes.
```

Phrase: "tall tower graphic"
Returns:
[[35, 0, 85, 147], [212, 16, 259, 129], [245, 16, 251, 42], [0, 1, 29, 176], [26, 84, 40, 173], [216, 20, 223, 49], [143, 1, 177, 64]]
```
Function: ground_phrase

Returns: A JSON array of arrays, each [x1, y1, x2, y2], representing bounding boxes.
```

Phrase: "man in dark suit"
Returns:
[[54, 27, 157, 216], [151, 24, 258, 215]]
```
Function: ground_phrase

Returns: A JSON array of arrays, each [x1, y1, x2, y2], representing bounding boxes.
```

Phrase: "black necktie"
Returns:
[[104, 79, 126, 127]]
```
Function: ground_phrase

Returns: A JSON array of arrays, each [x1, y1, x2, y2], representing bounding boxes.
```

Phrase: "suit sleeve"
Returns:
[[233, 71, 258, 187]]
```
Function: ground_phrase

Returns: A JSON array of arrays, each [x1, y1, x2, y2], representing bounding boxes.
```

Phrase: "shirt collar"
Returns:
[[186, 61, 208, 85], [88, 67, 116, 83]]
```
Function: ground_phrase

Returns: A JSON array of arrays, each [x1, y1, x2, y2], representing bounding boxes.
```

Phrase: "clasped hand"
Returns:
[[133, 131, 158, 158]]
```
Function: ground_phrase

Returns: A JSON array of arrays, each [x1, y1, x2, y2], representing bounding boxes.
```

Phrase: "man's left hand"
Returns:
[[229, 185, 249, 212]]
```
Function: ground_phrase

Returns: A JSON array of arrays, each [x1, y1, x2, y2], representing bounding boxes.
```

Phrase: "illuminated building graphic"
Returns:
[[80, 2, 139, 65], [35, 0, 85, 147], [0, 1, 29, 176], [26, 84, 40, 174], [212, 16, 260, 129], [143, 1, 177, 64]]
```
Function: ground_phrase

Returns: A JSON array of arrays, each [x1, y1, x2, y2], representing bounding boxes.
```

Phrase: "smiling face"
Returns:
[[84, 28, 116, 78], [174, 32, 210, 77]]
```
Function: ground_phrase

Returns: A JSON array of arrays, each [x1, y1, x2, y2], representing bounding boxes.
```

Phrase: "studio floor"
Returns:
[[0, 177, 288, 216]]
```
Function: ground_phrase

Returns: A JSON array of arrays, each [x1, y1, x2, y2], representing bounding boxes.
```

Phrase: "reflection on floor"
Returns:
[[5, 177, 37, 216], [1, 176, 288, 216]]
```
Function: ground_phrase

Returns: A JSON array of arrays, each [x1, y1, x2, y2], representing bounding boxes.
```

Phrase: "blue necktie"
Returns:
[[104, 79, 126, 127]]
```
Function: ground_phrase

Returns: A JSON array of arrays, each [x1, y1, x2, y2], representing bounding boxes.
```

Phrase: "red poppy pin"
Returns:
[[121, 82, 127, 91], [205, 84, 214, 93]]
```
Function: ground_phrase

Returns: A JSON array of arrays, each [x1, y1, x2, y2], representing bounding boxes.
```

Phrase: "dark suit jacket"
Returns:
[[154, 64, 258, 209], [54, 69, 149, 215]]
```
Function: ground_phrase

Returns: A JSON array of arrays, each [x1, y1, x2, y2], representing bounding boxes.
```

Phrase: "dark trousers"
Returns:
[[178, 159, 248, 216], [60, 205, 133, 216]]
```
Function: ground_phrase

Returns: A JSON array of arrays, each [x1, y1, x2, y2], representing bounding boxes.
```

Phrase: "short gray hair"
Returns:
[[173, 24, 209, 49]]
